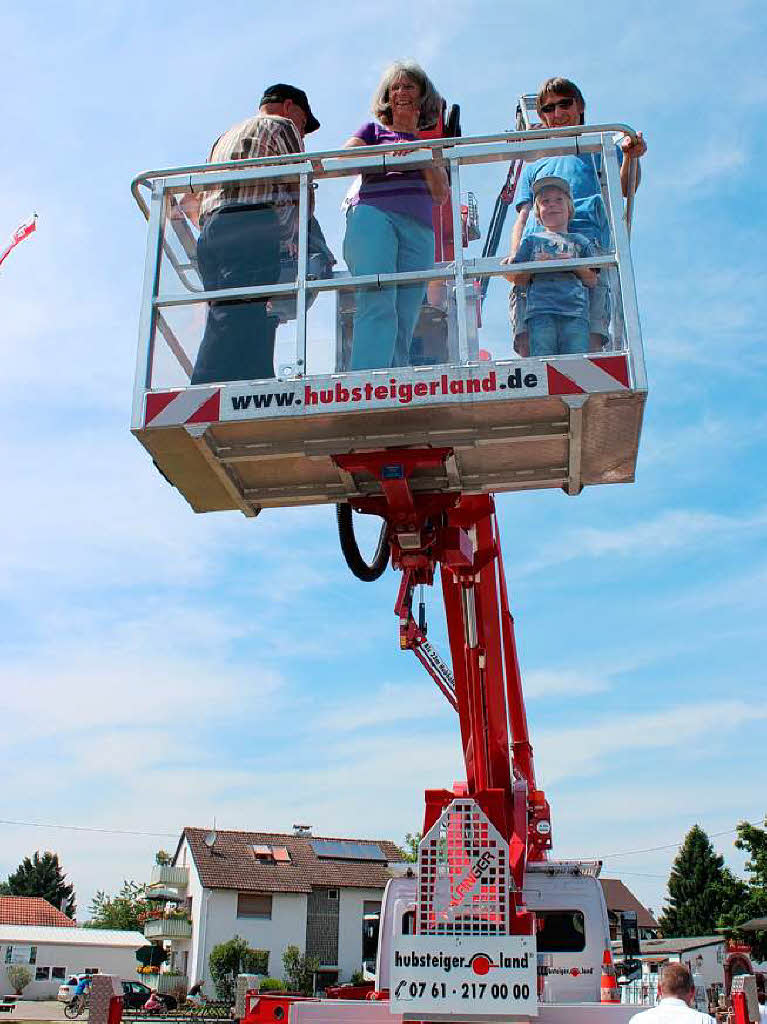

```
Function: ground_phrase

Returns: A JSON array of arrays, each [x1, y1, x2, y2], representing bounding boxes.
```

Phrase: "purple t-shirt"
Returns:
[[348, 122, 435, 226]]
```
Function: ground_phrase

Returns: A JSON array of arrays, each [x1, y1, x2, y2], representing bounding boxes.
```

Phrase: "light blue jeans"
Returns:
[[343, 203, 435, 370], [527, 314, 590, 357]]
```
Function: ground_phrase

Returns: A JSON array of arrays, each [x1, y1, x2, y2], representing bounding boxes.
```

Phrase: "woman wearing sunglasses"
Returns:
[[503, 76, 647, 356]]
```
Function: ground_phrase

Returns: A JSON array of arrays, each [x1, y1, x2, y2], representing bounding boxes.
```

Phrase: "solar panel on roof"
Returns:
[[310, 839, 387, 862]]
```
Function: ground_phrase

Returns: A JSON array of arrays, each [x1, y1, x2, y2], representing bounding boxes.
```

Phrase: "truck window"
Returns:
[[536, 910, 586, 952]]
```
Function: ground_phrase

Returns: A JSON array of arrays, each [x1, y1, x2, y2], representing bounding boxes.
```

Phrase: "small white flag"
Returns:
[[0, 213, 38, 268]]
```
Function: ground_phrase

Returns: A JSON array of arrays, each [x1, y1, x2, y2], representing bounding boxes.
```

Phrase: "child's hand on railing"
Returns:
[[499, 255, 529, 285]]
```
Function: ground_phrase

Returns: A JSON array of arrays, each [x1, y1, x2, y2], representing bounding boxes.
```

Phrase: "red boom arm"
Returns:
[[333, 448, 552, 894]]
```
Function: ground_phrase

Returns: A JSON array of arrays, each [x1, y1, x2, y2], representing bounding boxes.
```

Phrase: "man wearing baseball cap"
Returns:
[[191, 85, 320, 384]]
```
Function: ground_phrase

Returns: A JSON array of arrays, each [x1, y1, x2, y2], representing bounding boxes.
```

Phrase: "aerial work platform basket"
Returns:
[[131, 123, 647, 516]]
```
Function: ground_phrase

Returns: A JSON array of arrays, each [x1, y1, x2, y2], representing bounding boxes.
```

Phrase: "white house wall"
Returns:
[[1, 943, 142, 1000], [337, 888, 382, 981], [182, 839, 206, 987], [641, 943, 725, 990], [677, 943, 725, 989], [197, 889, 308, 987]]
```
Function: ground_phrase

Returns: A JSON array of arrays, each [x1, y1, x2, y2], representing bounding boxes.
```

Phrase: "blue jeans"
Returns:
[[527, 314, 589, 357], [192, 204, 280, 383], [510, 276, 611, 347], [343, 204, 435, 370]]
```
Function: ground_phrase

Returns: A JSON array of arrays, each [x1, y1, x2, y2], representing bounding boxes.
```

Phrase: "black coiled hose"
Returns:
[[336, 502, 390, 582]]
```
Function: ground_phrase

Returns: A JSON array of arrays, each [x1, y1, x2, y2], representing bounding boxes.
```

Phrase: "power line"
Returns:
[[2, 814, 764, 861], [0, 819, 177, 838], [599, 816, 764, 861]]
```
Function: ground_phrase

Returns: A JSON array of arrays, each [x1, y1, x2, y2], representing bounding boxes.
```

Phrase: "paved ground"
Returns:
[[7, 1000, 66, 1021]]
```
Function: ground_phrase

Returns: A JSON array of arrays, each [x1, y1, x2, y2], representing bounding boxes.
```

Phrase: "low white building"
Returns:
[[144, 827, 405, 992], [1, 926, 147, 999], [634, 935, 725, 990]]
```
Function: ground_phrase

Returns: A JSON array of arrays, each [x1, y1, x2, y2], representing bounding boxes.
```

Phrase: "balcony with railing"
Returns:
[[131, 116, 646, 515], [149, 864, 189, 889], [144, 915, 192, 940]]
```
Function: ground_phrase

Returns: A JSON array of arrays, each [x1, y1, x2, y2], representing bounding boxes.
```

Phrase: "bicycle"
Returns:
[[64, 994, 89, 1019]]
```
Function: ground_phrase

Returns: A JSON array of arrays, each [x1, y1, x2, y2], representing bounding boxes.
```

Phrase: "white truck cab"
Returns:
[[377, 861, 610, 1003]]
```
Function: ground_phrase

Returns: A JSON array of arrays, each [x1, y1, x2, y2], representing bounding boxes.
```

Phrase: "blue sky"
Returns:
[[1, 0, 766, 925]]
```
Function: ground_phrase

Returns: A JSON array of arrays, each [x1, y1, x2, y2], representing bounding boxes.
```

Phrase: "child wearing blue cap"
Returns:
[[503, 176, 597, 357]]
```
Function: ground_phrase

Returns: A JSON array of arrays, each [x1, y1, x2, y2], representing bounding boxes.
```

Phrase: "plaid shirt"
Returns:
[[198, 114, 304, 238]]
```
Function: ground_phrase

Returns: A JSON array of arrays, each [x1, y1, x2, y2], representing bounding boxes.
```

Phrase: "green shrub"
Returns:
[[246, 950, 269, 976], [282, 946, 319, 996], [7, 965, 32, 995], [209, 936, 265, 1002], [258, 978, 285, 992]]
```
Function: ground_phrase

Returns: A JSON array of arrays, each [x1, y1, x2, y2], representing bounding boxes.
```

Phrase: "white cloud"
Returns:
[[315, 681, 452, 732], [537, 700, 767, 787], [519, 507, 767, 576], [524, 668, 610, 698], [656, 145, 747, 190]]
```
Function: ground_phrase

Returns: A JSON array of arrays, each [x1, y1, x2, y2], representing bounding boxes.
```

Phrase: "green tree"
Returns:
[[6, 966, 32, 995], [86, 881, 148, 931], [155, 850, 172, 866], [401, 832, 422, 863], [658, 825, 745, 937], [282, 945, 319, 996], [718, 818, 767, 959], [1, 851, 75, 918], [209, 937, 265, 1002]]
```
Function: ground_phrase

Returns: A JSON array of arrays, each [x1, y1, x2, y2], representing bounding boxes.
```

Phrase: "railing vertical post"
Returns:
[[132, 180, 165, 430], [448, 156, 469, 364], [292, 171, 310, 378], [602, 137, 647, 391]]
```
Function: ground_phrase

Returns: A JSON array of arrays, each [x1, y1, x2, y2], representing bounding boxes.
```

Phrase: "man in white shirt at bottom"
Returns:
[[630, 964, 716, 1024], [758, 988, 767, 1024]]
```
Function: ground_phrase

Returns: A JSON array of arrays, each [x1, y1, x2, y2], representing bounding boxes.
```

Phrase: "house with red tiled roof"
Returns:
[[599, 879, 659, 940], [142, 827, 407, 993], [0, 897, 76, 929]]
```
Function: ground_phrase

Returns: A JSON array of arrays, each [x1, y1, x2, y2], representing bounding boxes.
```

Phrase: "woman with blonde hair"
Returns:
[[343, 59, 449, 370]]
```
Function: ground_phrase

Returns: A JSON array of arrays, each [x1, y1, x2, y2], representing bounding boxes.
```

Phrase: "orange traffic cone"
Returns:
[[601, 948, 621, 1004]]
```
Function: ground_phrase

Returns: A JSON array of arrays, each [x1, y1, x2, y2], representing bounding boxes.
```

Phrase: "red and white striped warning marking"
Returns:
[[144, 387, 221, 427], [546, 354, 629, 395]]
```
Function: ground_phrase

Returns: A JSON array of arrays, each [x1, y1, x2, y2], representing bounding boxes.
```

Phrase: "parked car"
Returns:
[[57, 976, 93, 1003], [122, 982, 177, 1011]]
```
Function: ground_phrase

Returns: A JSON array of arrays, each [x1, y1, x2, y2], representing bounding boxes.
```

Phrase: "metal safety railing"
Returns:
[[131, 123, 646, 430]]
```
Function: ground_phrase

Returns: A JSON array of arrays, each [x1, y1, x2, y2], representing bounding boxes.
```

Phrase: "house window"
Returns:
[[52, 968, 67, 981], [35, 967, 50, 982], [237, 893, 272, 919], [84, 969, 99, 976], [535, 911, 586, 953], [251, 844, 291, 863], [327, 889, 339, 901], [4, 946, 37, 965]]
